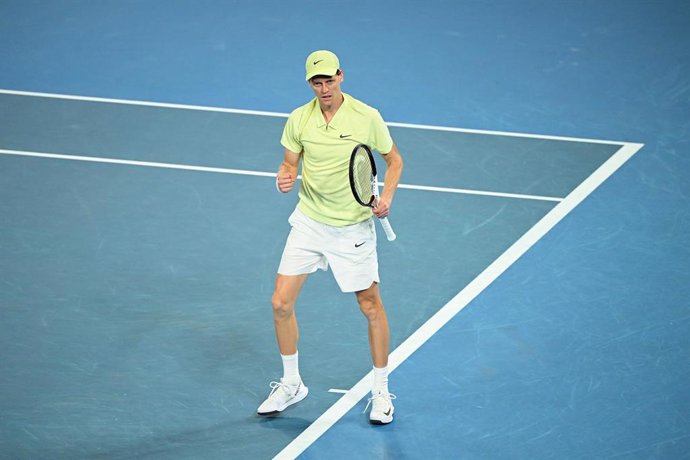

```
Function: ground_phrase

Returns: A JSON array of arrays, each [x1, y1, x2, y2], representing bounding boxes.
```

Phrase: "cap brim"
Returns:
[[306, 67, 338, 81]]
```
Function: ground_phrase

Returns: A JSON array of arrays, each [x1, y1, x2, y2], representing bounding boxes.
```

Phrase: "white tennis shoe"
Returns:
[[365, 390, 396, 425], [257, 379, 308, 416]]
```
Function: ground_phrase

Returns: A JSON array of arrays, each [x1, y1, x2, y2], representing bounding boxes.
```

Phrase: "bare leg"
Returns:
[[355, 282, 390, 368], [256, 274, 310, 415], [271, 273, 308, 355]]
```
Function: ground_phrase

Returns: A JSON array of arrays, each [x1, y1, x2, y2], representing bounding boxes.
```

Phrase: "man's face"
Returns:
[[308, 72, 343, 109]]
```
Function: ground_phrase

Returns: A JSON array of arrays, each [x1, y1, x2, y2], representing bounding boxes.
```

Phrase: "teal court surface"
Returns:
[[1, 90, 649, 459], [1, 1, 689, 459]]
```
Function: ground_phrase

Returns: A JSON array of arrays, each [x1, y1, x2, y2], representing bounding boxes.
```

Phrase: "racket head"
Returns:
[[349, 144, 377, 207]]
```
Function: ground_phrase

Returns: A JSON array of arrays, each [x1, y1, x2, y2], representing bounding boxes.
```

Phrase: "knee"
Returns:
[[358, 297, 384, 322], [271, 292, 294, 319]]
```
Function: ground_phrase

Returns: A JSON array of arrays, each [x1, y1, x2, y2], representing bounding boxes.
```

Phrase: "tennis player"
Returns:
[[256, 50, 403, 425]]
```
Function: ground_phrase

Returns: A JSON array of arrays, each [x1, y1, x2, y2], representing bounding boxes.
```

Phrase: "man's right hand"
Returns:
[[276, 173, 296, 193]]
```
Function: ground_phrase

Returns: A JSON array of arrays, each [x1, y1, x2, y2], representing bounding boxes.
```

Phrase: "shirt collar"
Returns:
[[314, 93, 349, 129]]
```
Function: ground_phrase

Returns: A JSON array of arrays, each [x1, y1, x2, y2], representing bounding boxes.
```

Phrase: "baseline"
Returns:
[[0, 89, 631, 145]]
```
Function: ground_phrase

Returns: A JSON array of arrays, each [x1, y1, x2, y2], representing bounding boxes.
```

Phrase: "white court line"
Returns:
[[0, 88, 289, 119], [0, 149, 563, 202], [397, 183, 562, 202], [0, 149, 277, 178], [0, 88, 632, 145], [274, 141, 643, 459]]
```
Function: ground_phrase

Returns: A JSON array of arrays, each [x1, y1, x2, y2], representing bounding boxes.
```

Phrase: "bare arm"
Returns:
[[276, 148, 301, 193], [373, 143, 403, 218]]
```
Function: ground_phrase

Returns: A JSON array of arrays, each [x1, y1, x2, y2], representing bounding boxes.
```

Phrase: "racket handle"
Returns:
[[379, 217, 397, 241]]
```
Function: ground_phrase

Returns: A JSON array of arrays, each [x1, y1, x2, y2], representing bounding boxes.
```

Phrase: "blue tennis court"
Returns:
[[1, 1, 688, 459]]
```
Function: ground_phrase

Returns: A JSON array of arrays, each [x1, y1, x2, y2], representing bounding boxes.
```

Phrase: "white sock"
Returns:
[[281, 352, 300, 386], [372, 366, 389, 394]]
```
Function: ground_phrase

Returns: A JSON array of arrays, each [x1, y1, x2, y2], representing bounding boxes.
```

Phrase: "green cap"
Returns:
[[305, 50, 340, 81]]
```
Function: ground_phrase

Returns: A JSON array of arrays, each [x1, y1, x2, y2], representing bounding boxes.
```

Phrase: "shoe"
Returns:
[[365, 391, 396, 425], [257, 379, 308, 416]]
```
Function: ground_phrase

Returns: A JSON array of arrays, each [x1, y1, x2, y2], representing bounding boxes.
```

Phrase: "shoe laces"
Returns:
[[267, 380, 298, 398], [363, 391, 396, 413]]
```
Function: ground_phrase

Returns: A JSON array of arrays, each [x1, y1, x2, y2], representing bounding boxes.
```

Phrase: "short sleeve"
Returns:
[[281, 109, 303, 153], [370, 110, 394, 154]]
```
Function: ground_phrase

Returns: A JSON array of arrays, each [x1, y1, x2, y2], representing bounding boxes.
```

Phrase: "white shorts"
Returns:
[[278, 208, 379, 293]]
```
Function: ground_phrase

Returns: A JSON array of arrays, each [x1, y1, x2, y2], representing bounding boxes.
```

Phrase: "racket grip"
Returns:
[[379, 217, 397, 241]]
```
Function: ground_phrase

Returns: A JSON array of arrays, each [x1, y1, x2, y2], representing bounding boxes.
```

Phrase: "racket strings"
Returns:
[[353, 151, 374, 205]]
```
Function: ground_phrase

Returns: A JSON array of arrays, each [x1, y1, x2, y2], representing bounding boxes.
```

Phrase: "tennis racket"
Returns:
[[348, 144, 397, 241]]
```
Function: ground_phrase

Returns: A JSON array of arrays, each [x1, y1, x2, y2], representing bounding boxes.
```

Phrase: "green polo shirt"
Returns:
[[281, 93, 394, 226]]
